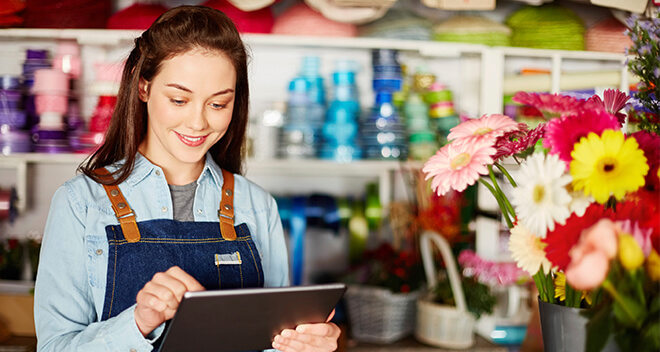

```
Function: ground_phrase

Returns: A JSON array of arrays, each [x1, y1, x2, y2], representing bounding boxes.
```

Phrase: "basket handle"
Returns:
[[420, 230, 468, 313]]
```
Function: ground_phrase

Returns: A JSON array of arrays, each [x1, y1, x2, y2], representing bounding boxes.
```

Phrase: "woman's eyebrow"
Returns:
[[165, 83, 234, 97], [165, 83, 192, 93]]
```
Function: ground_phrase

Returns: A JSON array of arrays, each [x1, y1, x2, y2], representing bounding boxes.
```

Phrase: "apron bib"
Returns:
[[96, 168, 264, 351]]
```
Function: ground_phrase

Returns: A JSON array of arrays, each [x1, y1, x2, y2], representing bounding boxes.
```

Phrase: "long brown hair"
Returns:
[[79, 5, 249, 185]]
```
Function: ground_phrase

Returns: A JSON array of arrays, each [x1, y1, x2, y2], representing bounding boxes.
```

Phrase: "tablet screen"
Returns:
[[159, 283, 347, 352]]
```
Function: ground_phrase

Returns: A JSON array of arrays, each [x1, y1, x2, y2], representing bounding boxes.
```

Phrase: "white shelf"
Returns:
[[0, 280, 34, 294], [0, 28, 626, 61], [0, 153, 406, 174]]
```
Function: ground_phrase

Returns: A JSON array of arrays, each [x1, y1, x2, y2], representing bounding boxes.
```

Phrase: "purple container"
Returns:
[[23, 61, 52, 76], [32, 128, 68, 143], [26, 49, 49, 60], [0, 110, 27, 129], [0, 90, 23, 110], [0, 76, 21, 90], [0, 129, 33, 154], [34, 139, 71, 153]]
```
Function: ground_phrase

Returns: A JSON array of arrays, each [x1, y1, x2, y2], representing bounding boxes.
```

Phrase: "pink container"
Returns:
[[53, 40, 82, 78], [35, 94, 68, 115], [32, 69, 69, 95]]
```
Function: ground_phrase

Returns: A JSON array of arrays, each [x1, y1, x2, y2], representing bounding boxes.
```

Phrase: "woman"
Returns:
[[34, 6, 340, 352]]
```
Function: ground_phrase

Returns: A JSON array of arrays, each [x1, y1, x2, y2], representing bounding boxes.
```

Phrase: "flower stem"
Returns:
[[488, 166, 516, 220], [533, 269, 549, 302], [478, 178, 514, 228], [601, 278, 642, 328], [495, 163, 517, 187]]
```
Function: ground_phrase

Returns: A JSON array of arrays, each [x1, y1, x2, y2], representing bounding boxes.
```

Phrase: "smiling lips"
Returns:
[[175, 131, 208, 147]]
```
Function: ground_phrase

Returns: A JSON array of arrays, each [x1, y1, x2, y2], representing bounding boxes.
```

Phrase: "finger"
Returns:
[[273, 329, 307, 352], [136, 291, 168, 313], [166, 266, 205, 291], [142, 278, 184, 311], [297, 323, 340, 339]]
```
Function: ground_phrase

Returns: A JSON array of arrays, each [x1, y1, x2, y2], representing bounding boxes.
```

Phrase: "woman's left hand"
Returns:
[[272, 310, 341, 352]]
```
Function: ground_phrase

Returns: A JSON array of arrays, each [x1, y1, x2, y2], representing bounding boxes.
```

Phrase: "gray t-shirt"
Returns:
[[168, 182, 197, 222]]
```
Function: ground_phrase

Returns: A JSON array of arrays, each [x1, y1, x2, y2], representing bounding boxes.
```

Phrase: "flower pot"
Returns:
[[538, 297, 620, 352]]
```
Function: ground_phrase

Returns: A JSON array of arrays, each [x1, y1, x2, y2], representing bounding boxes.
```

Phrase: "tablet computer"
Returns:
[[159, 283, 347, 352]]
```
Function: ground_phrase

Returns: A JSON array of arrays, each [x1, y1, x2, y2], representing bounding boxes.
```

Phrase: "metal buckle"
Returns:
[[217, 210, 234, 222]]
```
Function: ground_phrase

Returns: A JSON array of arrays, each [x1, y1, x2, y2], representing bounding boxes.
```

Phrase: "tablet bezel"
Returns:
[[159, 283, 347, 352]]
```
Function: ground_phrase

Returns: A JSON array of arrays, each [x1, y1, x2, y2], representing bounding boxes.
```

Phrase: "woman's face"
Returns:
[[138, 49, 236, 177]]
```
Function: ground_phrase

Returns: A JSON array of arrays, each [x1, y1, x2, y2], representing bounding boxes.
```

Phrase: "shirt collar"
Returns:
[[124, 152, 224, 188]]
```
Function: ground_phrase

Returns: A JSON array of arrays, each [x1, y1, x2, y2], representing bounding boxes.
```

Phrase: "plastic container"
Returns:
[[32, 69, 69, 95], [0, 126, 33, 155], [36, 112, 65, 130], [0, 110, 27, 129], [53, 40, 82, 78], [0, 90, 23, 110], [0, 75, 21, 90], [35, 94, 68, 115]]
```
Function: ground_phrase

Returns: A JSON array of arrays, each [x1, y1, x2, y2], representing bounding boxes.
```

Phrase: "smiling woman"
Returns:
[[137, 50, 236, 185], [33, 5, 341, 352]]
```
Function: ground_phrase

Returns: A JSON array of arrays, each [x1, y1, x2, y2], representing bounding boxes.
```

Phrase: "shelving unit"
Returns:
[[0, 29, 629, 262]]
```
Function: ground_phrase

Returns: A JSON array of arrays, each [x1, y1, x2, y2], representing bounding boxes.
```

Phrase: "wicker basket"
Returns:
[[415, 231, 475, 349], [345, 285, 421, 344]]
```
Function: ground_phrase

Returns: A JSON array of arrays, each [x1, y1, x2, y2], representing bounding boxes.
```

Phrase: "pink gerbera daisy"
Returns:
[[513, 92, 589, 118], [587, 89, 630, 126], [493, 123, 546, 161], [543, 109, 620, 165], [423, 139, 496, 196], [447, 114, 519, 145]]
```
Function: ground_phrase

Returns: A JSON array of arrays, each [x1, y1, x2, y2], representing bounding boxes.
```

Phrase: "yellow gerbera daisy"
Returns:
[[554, 271, 592, 305], [570, 130, 649, 204]]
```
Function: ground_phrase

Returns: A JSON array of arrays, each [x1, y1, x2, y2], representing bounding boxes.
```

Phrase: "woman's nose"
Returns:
[[184, 106, 208, 131]]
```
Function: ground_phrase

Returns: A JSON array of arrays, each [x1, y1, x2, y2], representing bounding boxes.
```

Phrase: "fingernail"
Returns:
[[296, 326, 305, 333], [282, 330, 292, 337]]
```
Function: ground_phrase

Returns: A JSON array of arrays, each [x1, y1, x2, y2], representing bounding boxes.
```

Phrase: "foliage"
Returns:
[[341, 242, 426, 294], [429, 273, 497, 319], [625, 14, 660, 135]]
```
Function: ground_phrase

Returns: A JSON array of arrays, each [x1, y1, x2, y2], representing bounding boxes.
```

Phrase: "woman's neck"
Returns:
[[137, 149, 205, 186]]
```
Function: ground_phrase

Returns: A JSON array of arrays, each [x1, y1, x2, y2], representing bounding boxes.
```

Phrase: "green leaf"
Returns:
[[649, 294, 660, 315], [585, 304, 613, 352], [641, 321, 660, 352], [613, 294, 647, 329]]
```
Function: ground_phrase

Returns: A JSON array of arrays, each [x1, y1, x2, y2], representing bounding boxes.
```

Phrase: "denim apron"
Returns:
[[96, 168, 264, 351]]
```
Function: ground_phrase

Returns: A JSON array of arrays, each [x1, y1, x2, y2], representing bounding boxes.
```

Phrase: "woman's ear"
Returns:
[[138, 78, 150, 102]]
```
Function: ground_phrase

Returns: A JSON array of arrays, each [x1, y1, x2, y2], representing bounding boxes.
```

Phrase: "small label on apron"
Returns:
[[215, 252, 242, 265]]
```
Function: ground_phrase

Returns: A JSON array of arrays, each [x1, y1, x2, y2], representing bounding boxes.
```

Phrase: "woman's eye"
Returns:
[[210, 103, 226, 109], [170, 99, 186, 106]]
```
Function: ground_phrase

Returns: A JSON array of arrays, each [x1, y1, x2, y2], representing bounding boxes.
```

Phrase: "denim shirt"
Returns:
[[34, 153, 289, 352]]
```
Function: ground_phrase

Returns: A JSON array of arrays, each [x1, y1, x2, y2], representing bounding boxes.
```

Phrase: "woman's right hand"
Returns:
[[134, 266, 205, 336]]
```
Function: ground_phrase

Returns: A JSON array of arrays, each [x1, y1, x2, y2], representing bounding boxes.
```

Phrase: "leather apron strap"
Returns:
[[96, 167, 237, 242], [219, 169, 237, 241], [96, 168, 141, 243]]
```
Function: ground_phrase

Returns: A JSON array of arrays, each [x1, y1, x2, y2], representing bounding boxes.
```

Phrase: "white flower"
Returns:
[[568, 189, 593, 217], [511, 153, 572, 238], [508, 223, 553, 275]]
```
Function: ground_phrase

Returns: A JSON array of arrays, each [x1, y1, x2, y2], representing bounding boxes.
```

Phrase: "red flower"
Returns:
[[542, 204, 608, 270]]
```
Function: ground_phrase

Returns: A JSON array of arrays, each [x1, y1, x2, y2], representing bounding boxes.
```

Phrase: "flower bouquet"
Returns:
[[422, 13, 659, 352], [423, 87, 659, 351]]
